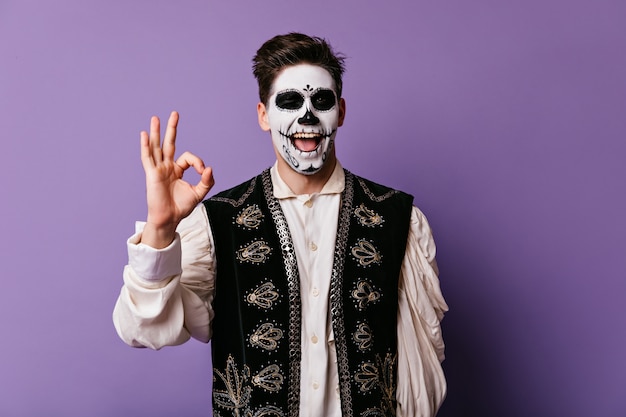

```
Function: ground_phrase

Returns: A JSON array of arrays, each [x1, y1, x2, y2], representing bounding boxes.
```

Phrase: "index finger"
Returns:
[[162, 111, 179, 160]]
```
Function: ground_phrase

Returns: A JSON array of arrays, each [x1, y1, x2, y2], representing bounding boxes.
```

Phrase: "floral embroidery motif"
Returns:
[[352, 280, 382, 310], [353, 322, 373, 351], [355, 361, 379, 393], [246, 282, 280, 309], [235, 204, 264, 229], [354, 203, 384, 227], [351, 239, 382, 267], [212, 356, 287, 417], [237, 240, 272, 264], [377, 353, 397, 415], [249, 322, 283, 351], [213, 355, 252, 414], [252, 364, 284, 392], [354, 354, 398, 416]]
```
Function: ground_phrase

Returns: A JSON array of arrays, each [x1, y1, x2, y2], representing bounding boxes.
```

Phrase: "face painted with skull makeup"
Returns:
[[260, 64, 344, 176]]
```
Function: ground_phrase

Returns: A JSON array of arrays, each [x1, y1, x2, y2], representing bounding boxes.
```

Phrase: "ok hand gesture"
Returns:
[[140, 111, 214, 248]]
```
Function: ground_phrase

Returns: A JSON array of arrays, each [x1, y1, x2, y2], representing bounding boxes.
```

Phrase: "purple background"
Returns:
[[1, 0, 625, 416]]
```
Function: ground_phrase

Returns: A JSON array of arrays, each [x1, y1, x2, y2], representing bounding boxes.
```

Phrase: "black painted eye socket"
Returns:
[[311, 90, 336, 111], [276, 91, 304, 110]]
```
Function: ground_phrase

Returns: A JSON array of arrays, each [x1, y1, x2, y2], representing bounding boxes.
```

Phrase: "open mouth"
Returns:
[[280, 130, 334, 153], [291, 132, 323, 152]]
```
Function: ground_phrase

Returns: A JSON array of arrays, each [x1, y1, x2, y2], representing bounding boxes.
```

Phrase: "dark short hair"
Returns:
[[252, 33, 346, 105]]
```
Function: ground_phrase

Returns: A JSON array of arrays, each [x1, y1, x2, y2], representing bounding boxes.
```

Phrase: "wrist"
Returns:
[[141, 221, 177, 249]]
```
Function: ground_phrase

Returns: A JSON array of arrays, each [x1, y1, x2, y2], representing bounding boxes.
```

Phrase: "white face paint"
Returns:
[[266, 64, 341, 175]]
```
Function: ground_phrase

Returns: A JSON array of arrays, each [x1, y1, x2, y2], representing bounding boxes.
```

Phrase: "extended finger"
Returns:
[[149, 116, 163, 161], [139, 131, 154, 171], [162, 111, 179, 161]]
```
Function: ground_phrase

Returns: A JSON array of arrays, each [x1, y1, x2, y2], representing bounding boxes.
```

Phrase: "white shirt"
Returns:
[[113, 161, 448, 417]]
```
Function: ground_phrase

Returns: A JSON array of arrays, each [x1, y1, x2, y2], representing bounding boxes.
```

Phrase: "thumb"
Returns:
[[193, 167, 214, 199]]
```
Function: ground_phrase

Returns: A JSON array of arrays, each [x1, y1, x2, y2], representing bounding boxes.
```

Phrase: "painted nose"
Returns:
[[298, 109, 320, 125]]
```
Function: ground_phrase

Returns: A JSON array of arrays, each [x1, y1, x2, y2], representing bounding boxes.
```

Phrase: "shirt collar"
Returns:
[[270, 160, 345, 199]]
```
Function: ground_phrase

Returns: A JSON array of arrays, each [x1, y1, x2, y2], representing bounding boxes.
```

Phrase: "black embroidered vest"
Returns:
[[203, 169, 413, 417]]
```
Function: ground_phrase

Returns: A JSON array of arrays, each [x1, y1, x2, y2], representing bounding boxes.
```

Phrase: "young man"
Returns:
[[114, 33, 448, 417]]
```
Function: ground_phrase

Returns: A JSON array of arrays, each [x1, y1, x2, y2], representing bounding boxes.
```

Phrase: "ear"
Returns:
[[338, 98, 346, 127], [257, 102, 270, 131]]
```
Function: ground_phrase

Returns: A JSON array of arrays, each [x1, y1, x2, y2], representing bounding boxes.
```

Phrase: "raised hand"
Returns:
[[139, 111, 214, 248]]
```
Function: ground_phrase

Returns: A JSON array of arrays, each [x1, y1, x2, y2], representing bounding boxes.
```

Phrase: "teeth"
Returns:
[[292, 132, 322, 139]]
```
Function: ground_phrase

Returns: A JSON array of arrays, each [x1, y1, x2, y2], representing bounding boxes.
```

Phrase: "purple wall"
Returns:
[[1, 0, 625, 415]]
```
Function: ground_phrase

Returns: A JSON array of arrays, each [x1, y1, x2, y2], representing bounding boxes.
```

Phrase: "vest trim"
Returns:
[[330, 171, 357, 416], [261, 171, 302, 416]]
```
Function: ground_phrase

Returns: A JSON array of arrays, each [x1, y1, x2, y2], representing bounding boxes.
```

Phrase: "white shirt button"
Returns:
[[309, 242, 318, 251], [311, 335, 319, 344], [304, 199, 313, 208], [312, 287, 319, 297], [312, 381, 320, 390]]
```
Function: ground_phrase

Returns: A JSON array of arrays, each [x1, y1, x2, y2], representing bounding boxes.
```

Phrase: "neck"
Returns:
[[275, 154, 337, 195]]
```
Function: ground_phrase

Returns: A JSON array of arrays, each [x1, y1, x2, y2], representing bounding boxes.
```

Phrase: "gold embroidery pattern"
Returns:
[[354, 203, 384, 227], [213, 356, 287, 417], [246, 282, 280, 309], [351, 240, 382, 267], [237, 240, 272, 264], [353, 322, 373, 352], [252, 364, 284, 392], [354, 354, 398, 416], [249, 322, 283, 351], [235, 204, 264, 229], [211, 179, 256, 207], [357, 177, 398, 202], [354, 361, 379, 393], [213, 355, 252, 414], [352, 280, 382, 310], [377, 353, 397, 416]]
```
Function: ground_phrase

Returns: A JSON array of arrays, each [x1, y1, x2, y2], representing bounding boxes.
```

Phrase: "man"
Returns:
[[114, 33, 448, 417]]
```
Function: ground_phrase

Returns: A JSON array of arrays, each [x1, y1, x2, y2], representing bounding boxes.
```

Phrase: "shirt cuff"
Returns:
[[127, 222, 182, 282]]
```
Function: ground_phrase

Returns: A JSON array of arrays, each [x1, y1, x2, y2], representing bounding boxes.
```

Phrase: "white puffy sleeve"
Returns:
[[396, 206, 449, 417], [112, 204, 216, 350]]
